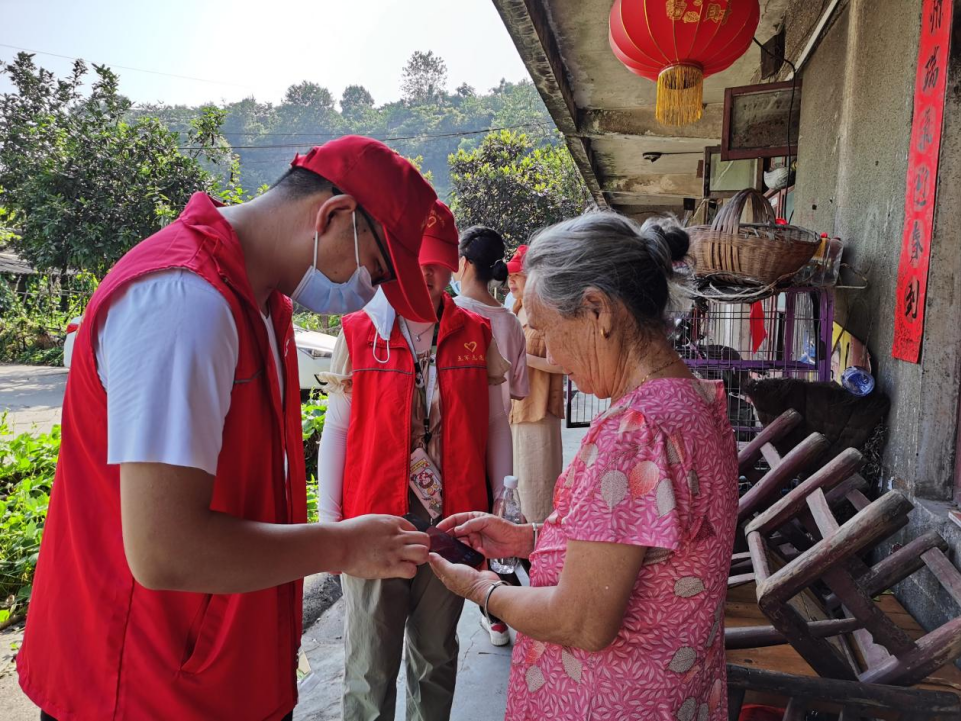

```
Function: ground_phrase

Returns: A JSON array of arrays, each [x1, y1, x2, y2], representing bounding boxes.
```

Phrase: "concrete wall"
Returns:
[[792, 0, 926, 496], [786, 0, 961, 637]]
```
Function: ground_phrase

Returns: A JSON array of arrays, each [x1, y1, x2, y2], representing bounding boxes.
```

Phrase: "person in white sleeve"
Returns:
[[316, 201, 513, 721], [451, 225, 529, 647]]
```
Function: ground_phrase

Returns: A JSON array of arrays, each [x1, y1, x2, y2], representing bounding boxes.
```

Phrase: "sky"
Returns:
[[0, 0, 533, 107]]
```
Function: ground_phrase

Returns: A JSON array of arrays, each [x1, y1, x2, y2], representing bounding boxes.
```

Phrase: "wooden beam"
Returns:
[[725, 617, 862, 650], [601, 174, 704, 197], [854, 530, 947, 596], [758, 491, 915, 604], [860, 615, 961, 687], [727, 664, 961, 718], [761, 444, 783, 469], [746, 448, 863, 536], [738, 433, 830, 525], [921, 547, 961, 607], [579, 104, 724, 140], [737, 409, 803, 473]]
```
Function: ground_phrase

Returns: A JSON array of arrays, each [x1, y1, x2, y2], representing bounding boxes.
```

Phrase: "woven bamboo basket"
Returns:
[[687, 188, 820, 285]]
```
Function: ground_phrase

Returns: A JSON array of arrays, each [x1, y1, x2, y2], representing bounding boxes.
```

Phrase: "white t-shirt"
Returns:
[[453, 295, 529, 414], [94, 269, 284, 476]]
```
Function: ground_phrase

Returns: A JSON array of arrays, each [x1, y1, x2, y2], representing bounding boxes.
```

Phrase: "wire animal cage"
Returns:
[[566, 288, 835, 440]]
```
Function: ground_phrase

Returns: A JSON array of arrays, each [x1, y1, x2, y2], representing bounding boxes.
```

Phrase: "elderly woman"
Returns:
[[429, 213, 738, 721]]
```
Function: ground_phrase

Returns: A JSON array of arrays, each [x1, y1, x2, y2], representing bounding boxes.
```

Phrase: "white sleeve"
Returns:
[[96, 270, 239, 476], [486, 383, 513, 506], [317, 385, 351, 523]]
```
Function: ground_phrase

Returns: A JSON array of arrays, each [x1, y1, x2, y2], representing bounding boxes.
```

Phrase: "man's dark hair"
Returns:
[[271, 167, 339, 200]]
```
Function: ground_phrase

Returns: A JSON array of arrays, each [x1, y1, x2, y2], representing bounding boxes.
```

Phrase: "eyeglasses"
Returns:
[[357, 207, 396, 286]]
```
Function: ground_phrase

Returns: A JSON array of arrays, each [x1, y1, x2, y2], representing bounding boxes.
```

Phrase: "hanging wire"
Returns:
[[752, 36, 799, 221], [173, 122, 555, 151]]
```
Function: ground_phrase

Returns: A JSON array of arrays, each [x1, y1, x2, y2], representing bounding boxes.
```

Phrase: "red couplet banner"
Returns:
[[892, 0, 954, 363]]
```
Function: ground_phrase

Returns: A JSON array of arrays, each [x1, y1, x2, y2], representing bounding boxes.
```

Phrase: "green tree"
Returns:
[[401, 51, 449, 106], [341, 84, 375, 121], [283, 81, 336, 114], [277, 81, 343, 137], [90, 57, 558, 206], [0, 53, 226, 278], [448, 130, 592, 249]]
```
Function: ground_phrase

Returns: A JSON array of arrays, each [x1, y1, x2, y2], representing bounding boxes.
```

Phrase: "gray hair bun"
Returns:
[[641, 218, 690, 265]]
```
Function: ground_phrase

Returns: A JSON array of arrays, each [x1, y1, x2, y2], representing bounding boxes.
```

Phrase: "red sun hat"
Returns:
[[291, 136, 438, 322], [419, 200, 459, 271], [506, 245, 529, 275]]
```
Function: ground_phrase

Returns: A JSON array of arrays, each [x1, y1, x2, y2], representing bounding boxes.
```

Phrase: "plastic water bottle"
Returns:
[[490, 476, 523, 574], [841, 366, 875, 396]]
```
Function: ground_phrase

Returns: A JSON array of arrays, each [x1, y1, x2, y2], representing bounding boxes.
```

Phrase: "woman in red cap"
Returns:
[[317, 201, 513, 721], [507, 245, 566, 525]]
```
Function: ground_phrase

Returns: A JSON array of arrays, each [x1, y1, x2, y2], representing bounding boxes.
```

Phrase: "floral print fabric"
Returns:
[[505, 379, 738, 721]]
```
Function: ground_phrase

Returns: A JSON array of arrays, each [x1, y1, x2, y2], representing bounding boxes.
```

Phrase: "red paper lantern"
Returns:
[[610, 0, 760, 126]]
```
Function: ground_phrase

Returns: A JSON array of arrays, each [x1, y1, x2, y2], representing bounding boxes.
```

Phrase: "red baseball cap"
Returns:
[[507, 245, 529, 275], [419, 201, 459, 271], [291, 136, 438, 322]]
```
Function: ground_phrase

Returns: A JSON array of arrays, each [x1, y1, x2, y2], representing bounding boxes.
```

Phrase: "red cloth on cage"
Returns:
[[749, 301, 768, 353]]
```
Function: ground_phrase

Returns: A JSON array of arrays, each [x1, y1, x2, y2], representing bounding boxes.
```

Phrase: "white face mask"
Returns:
[[290, 212, 377, 315]]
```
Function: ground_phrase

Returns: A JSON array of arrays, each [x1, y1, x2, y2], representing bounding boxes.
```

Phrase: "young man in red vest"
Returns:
[[17, 136, 437, 721], [316, 201, 514, 720]]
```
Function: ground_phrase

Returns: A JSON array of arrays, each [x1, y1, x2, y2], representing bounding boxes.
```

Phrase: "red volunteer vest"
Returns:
[[17, 193, 306, 721], [341, 295, 492, 519]]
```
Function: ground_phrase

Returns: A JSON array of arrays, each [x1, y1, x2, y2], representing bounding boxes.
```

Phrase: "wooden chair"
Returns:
[[737, 430, 831, 527], [748, 490, 961, 688], [738, 408, 804, 481], [730, 431, 870, 590], [727, 664, 961, 721], [726, 447, 881, 650]]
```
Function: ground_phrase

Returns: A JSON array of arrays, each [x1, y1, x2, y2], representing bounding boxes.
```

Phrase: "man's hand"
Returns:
[[436, 512, 535, 560], [119, 462, 430, 594], [338, 515, 430, 579]]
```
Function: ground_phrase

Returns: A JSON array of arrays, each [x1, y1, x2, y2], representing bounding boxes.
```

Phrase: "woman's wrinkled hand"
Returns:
[[428, 553, 500, 603], [436, 512, 535, 559]]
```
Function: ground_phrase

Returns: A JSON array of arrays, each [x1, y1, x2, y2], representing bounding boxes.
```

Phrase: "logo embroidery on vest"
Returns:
[[457, 340, 484, 363]]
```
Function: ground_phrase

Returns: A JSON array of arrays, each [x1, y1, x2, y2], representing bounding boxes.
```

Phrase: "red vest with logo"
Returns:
[[17, 193, 306, 721], [341, 295, 492, 519]]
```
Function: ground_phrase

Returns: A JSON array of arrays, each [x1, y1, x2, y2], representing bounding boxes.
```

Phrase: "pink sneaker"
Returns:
[[481, 614, 511, 647]]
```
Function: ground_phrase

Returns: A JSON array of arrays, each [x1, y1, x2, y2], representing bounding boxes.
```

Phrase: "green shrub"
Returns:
[[0, 398, 326, 624], [302, 393, 327, 523], [0, 418, 60, 622], [0, 273, 97, 366], [293, 310, 341, 335]]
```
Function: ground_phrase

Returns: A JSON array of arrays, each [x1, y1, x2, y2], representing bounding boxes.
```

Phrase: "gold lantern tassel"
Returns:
[[656, 64, 704, 126]]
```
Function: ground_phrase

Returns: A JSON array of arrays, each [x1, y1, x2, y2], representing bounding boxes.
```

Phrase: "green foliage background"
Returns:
[[449, 130, 592, 251], [0, 418, 59, 623], [0, 50, 590, 365]]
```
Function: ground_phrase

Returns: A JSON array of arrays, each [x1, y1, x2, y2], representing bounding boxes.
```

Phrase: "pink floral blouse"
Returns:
[[506, 379, 738, 721]]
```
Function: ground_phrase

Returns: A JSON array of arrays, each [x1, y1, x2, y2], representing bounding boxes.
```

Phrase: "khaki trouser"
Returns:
[[341, 564, 465, 721]]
